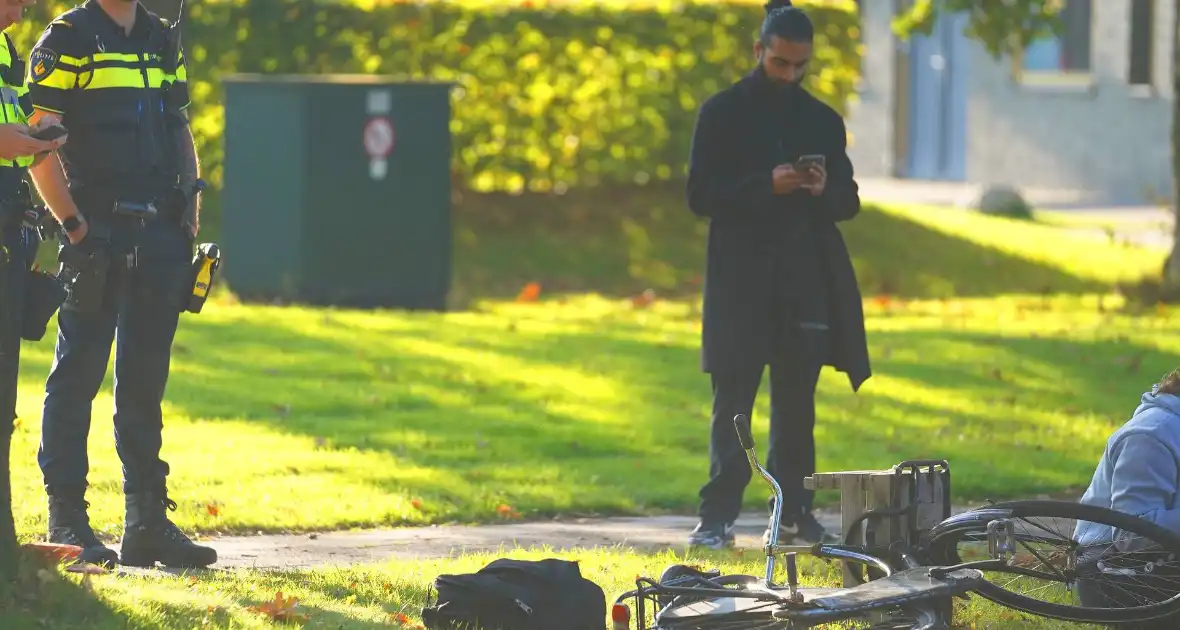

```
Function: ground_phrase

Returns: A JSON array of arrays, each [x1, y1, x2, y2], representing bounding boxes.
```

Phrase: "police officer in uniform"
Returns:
[[25, 0, 214, 568], [0, 0, 70, 579]]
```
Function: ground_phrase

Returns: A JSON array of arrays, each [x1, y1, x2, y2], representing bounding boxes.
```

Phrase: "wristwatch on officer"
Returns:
[[61, 214, 83, 234]]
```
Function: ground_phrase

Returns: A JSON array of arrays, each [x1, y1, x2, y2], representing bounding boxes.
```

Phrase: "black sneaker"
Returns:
[[688, 521, 735, 550], [763, 512, 839, 546]]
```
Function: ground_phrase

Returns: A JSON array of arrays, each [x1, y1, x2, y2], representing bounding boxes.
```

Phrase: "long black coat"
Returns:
[[686, 71, 871, 392]]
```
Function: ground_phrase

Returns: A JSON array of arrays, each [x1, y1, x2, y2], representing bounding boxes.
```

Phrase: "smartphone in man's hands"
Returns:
[[794, 154, 825, 175]]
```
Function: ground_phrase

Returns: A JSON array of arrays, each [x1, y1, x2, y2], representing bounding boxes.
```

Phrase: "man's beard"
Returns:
[[771, 77, 803, 94], [755, 62, 804, 94]]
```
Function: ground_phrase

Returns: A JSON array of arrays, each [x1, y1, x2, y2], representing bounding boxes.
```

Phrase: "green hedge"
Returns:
[[9, 0, 862, 213]]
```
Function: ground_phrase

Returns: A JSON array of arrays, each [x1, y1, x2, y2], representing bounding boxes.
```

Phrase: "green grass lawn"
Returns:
[[10, 197, 1174, 541], [4, 191, 1175, 628], [450, 188, 1161, 302], [1, 547, 1102, 629], [10, 293, 1179, 542]]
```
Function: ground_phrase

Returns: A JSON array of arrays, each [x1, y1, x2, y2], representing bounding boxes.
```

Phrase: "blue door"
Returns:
[[905, 10, 968, 181]]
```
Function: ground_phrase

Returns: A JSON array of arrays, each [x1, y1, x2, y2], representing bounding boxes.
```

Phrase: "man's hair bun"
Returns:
[[764, 0, 793, 13]]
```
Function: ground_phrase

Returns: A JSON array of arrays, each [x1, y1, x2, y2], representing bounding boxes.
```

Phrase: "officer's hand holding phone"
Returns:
[[0, 123, 62, 160]]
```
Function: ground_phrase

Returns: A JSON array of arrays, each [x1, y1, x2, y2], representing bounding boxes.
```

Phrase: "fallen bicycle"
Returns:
[[611, 414, 1180, 629]]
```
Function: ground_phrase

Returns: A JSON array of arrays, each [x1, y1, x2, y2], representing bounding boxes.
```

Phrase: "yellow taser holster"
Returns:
[[186, 242, 220, 314]]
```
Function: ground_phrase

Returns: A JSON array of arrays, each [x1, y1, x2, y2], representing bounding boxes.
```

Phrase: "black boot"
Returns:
[[119, 491, 216, 568], [46, 494, 119, 569]]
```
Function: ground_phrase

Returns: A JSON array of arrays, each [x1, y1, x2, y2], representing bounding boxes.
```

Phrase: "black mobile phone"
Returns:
[[794, 154, 825, 171], [31, 123, 67, 141]]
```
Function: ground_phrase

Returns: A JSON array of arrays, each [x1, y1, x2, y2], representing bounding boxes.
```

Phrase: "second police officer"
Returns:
[[25, 0, 214, 568]]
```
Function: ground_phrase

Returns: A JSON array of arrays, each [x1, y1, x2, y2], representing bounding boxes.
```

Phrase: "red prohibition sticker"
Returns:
[[363, 116, 395, 159]]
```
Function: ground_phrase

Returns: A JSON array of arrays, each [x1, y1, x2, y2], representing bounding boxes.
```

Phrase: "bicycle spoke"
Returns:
[[930, 500, 1180, 624]]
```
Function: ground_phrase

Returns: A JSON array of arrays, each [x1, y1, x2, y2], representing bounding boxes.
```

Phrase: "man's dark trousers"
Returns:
[[37, 210, 191, 497], [698, 323, 826, 526]]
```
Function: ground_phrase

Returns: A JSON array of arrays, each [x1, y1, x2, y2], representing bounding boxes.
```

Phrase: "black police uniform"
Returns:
[[0, 29, 40, 576], [26, 0, 214, 568]]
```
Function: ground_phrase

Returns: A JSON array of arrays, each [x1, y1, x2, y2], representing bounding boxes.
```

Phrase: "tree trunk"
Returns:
[[1164, 6, 1180, 293]]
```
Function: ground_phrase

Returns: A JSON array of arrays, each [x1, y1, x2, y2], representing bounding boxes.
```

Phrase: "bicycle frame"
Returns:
[[609, 415, 1018, 629], [614, 415, 1180, 629]]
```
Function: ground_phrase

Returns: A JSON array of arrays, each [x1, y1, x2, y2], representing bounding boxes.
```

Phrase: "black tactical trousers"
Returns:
[[0, 226, 24, 439], [0, 225, 26, 572], [37, 212, 190, 498]]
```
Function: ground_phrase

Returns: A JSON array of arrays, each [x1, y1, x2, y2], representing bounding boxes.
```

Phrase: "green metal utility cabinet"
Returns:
[[221, 74, 454, 310]]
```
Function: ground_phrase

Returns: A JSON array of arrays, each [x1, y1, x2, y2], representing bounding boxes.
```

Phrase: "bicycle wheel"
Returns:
[[926, 499, 1180, 624]]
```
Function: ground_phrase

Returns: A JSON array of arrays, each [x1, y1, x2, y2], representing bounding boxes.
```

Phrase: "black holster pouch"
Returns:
[[23, 205, 57, 243], [112, 200, 158, 222], [58, 241, 111, 314], [21, 270, 66, 341]]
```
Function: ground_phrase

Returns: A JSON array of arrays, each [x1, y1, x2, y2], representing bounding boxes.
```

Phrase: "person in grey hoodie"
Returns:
[[1073, 371, 1180, 628]]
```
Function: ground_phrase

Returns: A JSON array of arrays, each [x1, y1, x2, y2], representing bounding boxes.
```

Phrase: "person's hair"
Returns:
[[760, 0, 814, 46], [1156, 368, 1180, 395]]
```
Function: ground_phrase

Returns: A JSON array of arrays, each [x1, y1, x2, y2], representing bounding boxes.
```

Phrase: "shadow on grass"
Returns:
[[450, 184, 1122, 302], [13, 300, 1177, 535], [0, 556, 138, 630]]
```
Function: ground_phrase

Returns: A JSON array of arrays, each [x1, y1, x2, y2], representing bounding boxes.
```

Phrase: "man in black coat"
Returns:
[[685, 2, 871, 550]]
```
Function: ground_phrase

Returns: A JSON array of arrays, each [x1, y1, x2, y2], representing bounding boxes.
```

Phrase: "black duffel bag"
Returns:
[[422, 558, 607, 630]]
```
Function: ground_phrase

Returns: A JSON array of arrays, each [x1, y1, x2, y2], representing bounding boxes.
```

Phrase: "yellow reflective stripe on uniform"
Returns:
[[0, 35, 31, 167], [90, 52, 142, 63], [43, 52, 178, 91], [84, 66, 170, 90]]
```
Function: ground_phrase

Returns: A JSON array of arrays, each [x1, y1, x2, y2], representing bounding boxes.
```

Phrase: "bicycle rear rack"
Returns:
[[804, 459, 952, 586]]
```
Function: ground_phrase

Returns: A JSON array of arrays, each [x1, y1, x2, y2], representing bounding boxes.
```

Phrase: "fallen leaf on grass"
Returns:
[[389, 612, 425, 628], [248, 592, 309, 624], [411, 499, 423, 510], [516, 282, 541, 302], [631, 289, 656, 309], [23, 542, 81, 564], [496, 504, 522, 520], [200, 607, 218, 628], [205, 502, 221, 517]]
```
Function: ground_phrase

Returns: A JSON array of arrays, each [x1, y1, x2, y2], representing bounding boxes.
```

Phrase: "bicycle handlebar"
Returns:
[[734, 413, 754, 450]]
